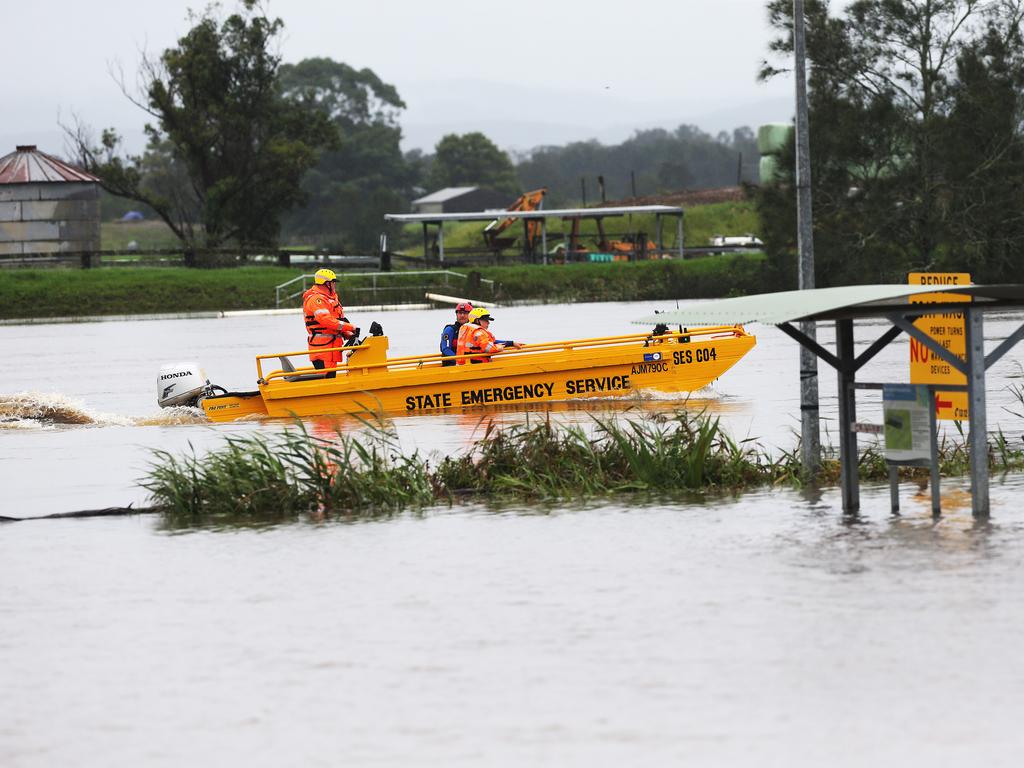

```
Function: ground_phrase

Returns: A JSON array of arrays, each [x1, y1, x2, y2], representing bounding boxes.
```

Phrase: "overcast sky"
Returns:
[[4, 0, 795, 158]]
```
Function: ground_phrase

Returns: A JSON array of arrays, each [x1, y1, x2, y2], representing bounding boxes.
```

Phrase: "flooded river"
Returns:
[[3, 302, 1024, 765]]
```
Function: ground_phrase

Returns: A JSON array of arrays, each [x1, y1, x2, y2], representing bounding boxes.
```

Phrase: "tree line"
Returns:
[[70, 1, 756, 255], [757, 0, 1024, 286], [71, 0, 1024, 284]]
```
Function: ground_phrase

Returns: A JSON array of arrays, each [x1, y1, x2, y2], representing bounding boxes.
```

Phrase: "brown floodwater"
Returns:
[[2, 302, 1024, 765]]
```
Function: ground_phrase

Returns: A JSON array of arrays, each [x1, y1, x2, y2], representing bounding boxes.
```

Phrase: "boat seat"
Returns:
[[279, 356, 328, 382]]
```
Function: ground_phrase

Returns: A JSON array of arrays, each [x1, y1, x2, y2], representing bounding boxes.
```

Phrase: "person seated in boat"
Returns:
[[456, 307, 524, 364], [439, 301, 473, 367], [302, 268, 358, 378]]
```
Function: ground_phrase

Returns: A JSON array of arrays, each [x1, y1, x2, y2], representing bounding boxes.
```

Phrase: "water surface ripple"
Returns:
[[3, 303, 1024, 765]]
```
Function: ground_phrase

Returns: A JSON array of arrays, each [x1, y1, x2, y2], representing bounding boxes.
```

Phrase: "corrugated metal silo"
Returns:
[[0, 145, 101, 261]]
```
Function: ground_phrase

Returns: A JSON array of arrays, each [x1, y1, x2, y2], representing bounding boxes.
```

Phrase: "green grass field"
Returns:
[[399, 200, 761, 254], [102, 220, 182, 251]]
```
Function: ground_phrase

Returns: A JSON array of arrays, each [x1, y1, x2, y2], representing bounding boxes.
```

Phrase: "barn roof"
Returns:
[[411, 186, 480, 204], [0, 145, 99, 184]]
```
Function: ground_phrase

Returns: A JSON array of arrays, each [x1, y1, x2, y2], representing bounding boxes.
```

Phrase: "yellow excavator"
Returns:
[[482, 188, 547, 256]]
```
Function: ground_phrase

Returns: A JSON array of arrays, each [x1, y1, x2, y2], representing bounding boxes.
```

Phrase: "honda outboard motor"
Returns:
[[157, 362, 212, 408]]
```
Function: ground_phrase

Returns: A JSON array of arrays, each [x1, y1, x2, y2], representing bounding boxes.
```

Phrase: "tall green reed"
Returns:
[[145, 407, 1024, 528]]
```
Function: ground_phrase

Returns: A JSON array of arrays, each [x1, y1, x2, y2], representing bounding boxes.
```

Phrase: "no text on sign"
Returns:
[[907, 272, 970, 421]]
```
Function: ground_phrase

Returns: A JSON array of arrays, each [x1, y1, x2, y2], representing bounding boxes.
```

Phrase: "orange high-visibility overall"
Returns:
[[456, 322, 500, 364], [302, 284, 356, 369]]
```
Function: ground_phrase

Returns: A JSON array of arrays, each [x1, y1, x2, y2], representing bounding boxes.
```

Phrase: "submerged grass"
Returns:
[[145, 420, 434, 528], [432, 412, 784, 500], [145, 406, 1024, 528]]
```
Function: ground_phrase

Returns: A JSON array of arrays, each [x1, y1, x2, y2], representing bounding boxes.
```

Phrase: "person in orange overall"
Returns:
[[456, 307, 523, 364], [302, 268, 357, 377]]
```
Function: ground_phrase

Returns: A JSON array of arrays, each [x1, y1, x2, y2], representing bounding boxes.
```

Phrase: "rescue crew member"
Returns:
[[456, 307, 524, 364], [440, 301, 473, 366], [302, 268, 357, 378]]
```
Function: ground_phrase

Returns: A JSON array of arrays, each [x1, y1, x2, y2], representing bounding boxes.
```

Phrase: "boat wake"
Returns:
[[134, 407, 209, 426], [0, 393, 101, 429], [632, 384, 718, 401], [0, 393, 206, 430]]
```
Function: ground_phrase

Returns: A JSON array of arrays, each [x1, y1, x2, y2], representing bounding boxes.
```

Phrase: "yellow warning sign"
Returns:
[[908, 272, 970, 421]]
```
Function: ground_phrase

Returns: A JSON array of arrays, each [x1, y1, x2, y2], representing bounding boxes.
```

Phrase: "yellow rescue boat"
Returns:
[[158, 325, 755, 422]]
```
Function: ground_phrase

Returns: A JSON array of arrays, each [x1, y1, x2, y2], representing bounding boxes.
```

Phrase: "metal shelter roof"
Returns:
[[634, 284, 1024, 326], [385, 204, 684, 223], [0, 145, 99, 184], [633, 282, 1024, 519]]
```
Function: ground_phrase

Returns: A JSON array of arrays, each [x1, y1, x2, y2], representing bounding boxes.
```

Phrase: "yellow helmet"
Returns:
[[468, 307, 493, 323], [314, 268, 337, 285]]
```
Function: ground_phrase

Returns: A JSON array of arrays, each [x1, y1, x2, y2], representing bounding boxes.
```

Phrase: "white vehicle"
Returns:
[[710, 233, 764, 247]]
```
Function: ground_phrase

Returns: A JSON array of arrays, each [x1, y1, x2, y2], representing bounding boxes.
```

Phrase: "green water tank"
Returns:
[[757, 123, 794, 155]]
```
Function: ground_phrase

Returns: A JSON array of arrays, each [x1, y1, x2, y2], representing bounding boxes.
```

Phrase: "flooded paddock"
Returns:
[[3, 302, 1024, 765]]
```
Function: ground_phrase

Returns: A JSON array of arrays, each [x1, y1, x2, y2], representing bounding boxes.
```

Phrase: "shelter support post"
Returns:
[[836, 319, 858, 512], [541, 218, 548, 265], [967, 308, 989, 516], [437, 223, 445, 265], [676, 214, 684, 259], [422, 223, 430, 262], [656, 215, 663, 256]]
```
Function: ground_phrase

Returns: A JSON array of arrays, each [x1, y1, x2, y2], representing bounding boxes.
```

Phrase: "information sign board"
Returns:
[[883, 384, 930, 462], [908, 272, 970, 421]]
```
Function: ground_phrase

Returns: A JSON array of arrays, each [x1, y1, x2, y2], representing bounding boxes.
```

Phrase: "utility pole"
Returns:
[[794, 0, 820, 474]]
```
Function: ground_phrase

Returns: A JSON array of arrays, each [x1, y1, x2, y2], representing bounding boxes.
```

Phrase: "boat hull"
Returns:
[[200, 329, 755, 423]]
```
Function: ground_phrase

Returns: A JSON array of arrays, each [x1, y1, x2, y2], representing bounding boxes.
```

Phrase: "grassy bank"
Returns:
[[102, 220, 183, 250], [400, 200, 760, 253], [0, 254, 769, 319], [145, 410, 1024, 529], [0, 267, 298, 318], [475, 254, 768, 303]]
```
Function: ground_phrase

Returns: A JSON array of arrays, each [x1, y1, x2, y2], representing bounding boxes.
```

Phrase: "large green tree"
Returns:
[[277, 58, 413, 250], [941, 13, 1024, 280], [426, 132, 519, 194], [67, 1, 335, 252], [757, 0, 1024, 286]]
